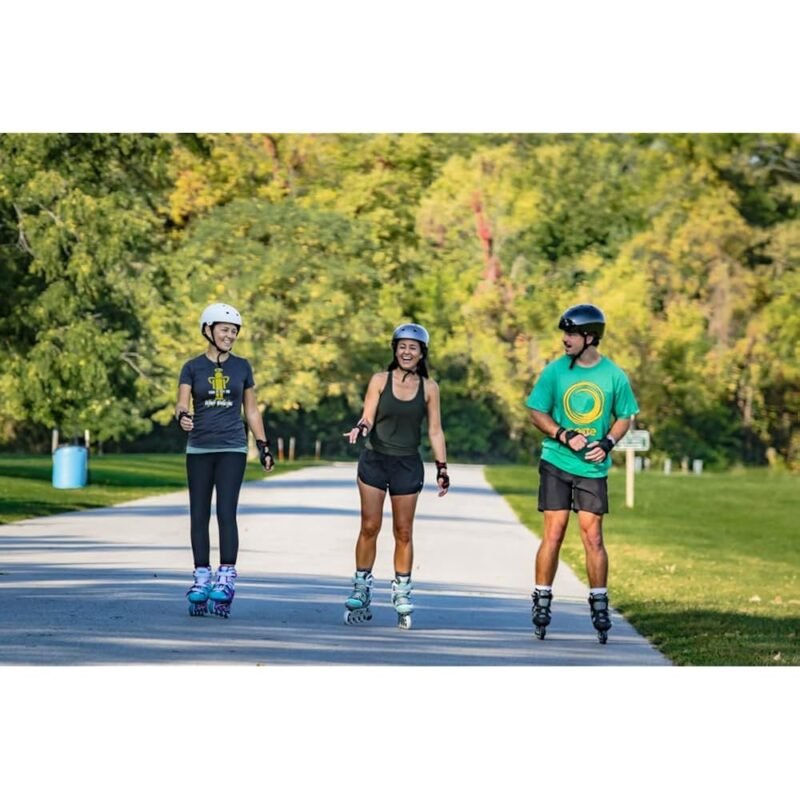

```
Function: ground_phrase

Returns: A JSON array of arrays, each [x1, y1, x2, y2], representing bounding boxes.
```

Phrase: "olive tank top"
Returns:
[[366, 371, 426, 456]]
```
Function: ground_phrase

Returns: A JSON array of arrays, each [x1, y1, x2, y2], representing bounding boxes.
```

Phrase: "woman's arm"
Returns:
[[244, 387, 274, 471], [243, 387, 266, 440], [425, 379, 449, 496], [175, 384, 194, 431], [344, 372, 387, 444]]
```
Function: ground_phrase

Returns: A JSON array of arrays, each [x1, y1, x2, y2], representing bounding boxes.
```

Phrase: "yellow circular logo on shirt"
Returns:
[[563, 382, 604, 425]]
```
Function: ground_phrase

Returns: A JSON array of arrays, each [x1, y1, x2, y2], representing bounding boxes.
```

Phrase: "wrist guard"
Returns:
[[435, 460, 450, 489], [356, 420, 371, 437], [256, 438, 274, 469], [595, 436, 615, 454], [177, 410, 192, 424], [555, 427, 580, 446]]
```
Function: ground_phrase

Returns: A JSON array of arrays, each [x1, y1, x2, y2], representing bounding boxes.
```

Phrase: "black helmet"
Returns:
[[558, 304, 605, 343], [391, 323, 430, 354]]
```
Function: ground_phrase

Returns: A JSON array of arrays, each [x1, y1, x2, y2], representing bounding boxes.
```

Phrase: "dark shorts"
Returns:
[[357, 448, 424, 496], [537, 459, 609, 515]]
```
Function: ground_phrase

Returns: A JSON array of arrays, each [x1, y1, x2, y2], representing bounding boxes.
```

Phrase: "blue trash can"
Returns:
[[52, 445, 89, 489]]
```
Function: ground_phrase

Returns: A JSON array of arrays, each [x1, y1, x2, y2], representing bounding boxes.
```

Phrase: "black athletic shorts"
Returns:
[[537, 459, 609, 515], [357, 448, 424, 496]]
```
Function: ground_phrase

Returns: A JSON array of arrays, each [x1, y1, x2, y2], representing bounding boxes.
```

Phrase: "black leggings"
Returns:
[[186, 452, 247, 568]]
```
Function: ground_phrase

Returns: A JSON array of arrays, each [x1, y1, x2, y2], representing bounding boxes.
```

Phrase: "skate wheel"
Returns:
[[597, 631, 608, 645], [397, 614, 412, 630], [189, 602, 208, 616], [344, 608, 372, 625], [535, 626, 546, 640]]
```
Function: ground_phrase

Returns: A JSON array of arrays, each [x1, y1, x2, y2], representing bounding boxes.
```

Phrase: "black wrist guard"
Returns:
[[595, 436, 615, 454], [435, 460, 450, 489], [256, 439, 274, 469], [177, 410, 192, 423], [555, 427, 580, 446], [356, 421, 370, 436]]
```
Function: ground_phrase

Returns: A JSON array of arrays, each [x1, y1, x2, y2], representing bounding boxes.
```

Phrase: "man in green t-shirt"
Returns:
[[525, 304, 639, 644]]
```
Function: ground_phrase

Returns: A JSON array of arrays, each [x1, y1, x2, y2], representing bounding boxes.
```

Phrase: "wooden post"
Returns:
[[277, 437, 284, 462], [84, 430, 91, 451], [51, 429, 59, 454], [625, 449, 635, 508], [625, 415, 636, 508], [315, 439, 321, 460], [289, 436, 296, 462]]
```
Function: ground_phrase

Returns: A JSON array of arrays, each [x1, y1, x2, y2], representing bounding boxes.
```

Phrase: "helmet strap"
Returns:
[[203, 323, 232, 368], [569, 333, 593, 369]]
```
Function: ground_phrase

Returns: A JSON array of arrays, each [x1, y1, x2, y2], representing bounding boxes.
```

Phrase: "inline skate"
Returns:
[[589, 592, 612, 644], [391, 575, 414, 630], [531, 588, 553, 640], [187, 566, 213, 616], [343, 571, 373, 624], [209, 565, 237, 618]]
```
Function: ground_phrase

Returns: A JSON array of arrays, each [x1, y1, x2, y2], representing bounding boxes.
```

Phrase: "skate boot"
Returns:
[[344, 571, 373, 624], [209, 565, 237, 618], [531, 588, 553, 640], [391, 575, 414, 630], [187, 566, 212, 616], [589, 592, 612, 644]]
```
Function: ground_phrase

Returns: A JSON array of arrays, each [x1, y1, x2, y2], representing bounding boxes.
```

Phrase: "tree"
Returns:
[[0, 134, 172, 446]]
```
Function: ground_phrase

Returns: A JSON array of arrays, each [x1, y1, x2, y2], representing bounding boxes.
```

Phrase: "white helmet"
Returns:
[[199, 303, 242, 334]]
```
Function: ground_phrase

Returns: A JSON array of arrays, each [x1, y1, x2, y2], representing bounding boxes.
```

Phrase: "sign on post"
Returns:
[[615, 430, 650, 451], [615, 427, 650, 508]]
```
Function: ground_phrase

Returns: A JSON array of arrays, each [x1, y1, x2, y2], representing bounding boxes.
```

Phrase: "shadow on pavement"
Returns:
[[0, 564, 664, 666]]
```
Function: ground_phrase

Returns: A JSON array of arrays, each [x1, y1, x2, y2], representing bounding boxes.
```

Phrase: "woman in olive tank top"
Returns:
[[341, 323, 450, 629]]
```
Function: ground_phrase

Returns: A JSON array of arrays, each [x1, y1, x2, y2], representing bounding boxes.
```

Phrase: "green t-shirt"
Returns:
[[526, 355, 639, 478]]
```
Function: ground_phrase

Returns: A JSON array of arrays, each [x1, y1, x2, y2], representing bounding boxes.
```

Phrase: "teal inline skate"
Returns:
[[209, 565, 237, 618], [187, 566, 212, 616], [343, 571, 373, 625], [391, 575, 414, 630]]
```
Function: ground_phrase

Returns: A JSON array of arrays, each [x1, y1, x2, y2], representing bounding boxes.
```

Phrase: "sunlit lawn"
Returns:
[[485, 464, 800, 666], [0, 453, 316, 524]]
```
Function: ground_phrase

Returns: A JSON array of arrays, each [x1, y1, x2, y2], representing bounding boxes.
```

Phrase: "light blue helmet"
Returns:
[[392, 323, 430, 354]]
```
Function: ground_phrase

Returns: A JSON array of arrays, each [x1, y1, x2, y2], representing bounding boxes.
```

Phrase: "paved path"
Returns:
[[0, 463, 670, 665]]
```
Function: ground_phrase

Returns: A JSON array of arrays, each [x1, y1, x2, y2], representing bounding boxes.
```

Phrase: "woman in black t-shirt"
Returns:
[[341, 323, 450, 629], [175, 303, 274, 618]]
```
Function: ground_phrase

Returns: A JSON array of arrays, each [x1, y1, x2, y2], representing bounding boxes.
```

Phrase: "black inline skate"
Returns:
[[588, 592, 612, 644], [531, 588, 553, 640]]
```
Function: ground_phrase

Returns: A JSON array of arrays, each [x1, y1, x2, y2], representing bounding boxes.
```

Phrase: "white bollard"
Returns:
[[664, 458, 672, 475], [692, 459, 704, 475]]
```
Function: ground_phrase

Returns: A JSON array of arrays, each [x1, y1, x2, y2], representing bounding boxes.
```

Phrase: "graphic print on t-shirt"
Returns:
[[206, 367, 233, 408], [562, 381, 604, 438]]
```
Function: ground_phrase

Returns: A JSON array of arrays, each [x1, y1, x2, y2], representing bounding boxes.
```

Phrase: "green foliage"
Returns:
[[0, 133, 172, 443], [1, 133, 797, 467]]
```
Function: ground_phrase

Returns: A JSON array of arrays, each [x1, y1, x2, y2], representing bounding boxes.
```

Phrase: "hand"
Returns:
[[177, 410, 194, 432], [555, 427, 586, 451], [256, 439, 275, 472], [585, 436, 614, 462], [343, 420, 370, 445], [435, 460, 450, 497]]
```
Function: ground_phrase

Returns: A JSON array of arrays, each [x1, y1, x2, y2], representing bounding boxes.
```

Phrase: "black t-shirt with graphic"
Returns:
[[178, 353, 255, 449]]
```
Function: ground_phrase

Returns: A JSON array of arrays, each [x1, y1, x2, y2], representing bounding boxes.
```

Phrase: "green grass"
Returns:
[[0, 453, 319, 524], [484, 464, 800, 666]]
